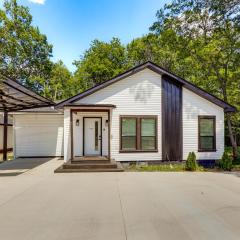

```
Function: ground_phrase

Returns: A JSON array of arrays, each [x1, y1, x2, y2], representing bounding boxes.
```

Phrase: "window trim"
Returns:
[[120, 117, 137, 151], [119, 115, 158, 153], [198, 116, 216, 152]]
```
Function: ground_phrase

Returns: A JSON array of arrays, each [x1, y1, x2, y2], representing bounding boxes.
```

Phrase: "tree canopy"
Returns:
[[149, 0, 240, 156], [0, 0, 53, 91], [73, 38, 129, 91]]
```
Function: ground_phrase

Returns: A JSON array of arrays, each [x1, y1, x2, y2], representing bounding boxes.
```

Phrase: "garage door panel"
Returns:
[[15, 115, 64, 157]]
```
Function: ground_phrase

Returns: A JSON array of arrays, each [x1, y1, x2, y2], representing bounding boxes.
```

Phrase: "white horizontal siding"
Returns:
[[64, 109, 71, 162], [64, 68, 225, 162], [182, 88, 224, 160], [76, 69, 162, 162], [14, 114, 64, 157]]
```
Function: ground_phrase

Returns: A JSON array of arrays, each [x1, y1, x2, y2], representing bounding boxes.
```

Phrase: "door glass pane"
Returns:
[[122, 118, 136, 136], [200, 119, 214, 136], [95, 121, 98, 150], [200, 136, 214, 150], [122, 136, 136, 149], [141, 119, 155, 136], [141, 136, 155, 150]]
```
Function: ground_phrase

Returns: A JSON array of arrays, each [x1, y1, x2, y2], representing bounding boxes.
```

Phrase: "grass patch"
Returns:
[[125, 163, 204, 172], [0, 151, 13, 162]]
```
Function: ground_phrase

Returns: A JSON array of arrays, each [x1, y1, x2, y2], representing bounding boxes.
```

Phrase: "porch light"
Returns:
[[76, 119, 79, 126], [105, 119, 108, 126]]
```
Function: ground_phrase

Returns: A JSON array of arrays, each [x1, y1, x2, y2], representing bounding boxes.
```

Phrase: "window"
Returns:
[[141, 118, 156, 150], [120, 116, 157, 152], [198, 116, 216, 152], [121, 118, 137, 150]]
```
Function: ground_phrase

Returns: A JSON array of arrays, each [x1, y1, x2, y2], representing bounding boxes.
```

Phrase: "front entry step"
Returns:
[[72, 160, 111, 164], [55, 168, 124, 173], [54, 160, 124, 173], [72, 156, 110, 164], [63, 163, 118, 169]]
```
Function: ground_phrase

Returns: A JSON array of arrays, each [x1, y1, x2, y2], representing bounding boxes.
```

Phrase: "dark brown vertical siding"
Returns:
[[162, 76, 182, 161]]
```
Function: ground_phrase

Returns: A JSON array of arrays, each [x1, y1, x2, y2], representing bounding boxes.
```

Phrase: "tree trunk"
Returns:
[[226, 113, 238, 159]]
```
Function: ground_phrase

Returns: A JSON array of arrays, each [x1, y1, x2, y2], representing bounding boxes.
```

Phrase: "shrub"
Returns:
[[185, 152, 198, 171], [217, 151, 233, 171]]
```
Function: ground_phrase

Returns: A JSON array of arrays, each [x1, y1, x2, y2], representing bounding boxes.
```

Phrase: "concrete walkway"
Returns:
[[0, 158, 240, 240]]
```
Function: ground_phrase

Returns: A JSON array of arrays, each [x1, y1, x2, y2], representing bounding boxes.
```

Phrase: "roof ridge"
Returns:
[[55, 61, 236, 112]]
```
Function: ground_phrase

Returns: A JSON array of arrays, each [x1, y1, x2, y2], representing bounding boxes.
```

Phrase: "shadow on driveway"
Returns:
[[0, 158, 56, 176]]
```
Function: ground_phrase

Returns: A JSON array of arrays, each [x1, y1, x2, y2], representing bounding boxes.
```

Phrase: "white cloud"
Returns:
[[28, 0, 46, 4]]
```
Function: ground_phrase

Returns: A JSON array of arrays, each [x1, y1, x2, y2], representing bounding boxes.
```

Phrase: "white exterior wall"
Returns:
[[72, 112, 108, 157], [75, 69, 163, 162], [64, 109, 71, 162], [0, 126, 13, 150], [14, 114, 63, 157], [69, 68, 225, 162], [182, 88, 224, 160]]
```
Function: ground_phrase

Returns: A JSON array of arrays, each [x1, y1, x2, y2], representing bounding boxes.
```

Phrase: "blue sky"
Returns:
[[3, 0, 168, 71]]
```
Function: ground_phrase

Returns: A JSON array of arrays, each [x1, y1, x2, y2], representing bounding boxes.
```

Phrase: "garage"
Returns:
[[14, 113, 64, 157]]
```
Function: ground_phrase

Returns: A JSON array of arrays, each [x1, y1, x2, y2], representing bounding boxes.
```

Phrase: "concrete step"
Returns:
[[55, 166, 124, 173], [63, 162, 118, 169], [71, 160, 111, 164], [54, 160, 124, 173]]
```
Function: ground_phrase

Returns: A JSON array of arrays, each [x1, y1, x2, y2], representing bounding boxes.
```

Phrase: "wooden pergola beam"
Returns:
[[3, 111, 8, 161], [0, 90, 35, 106]]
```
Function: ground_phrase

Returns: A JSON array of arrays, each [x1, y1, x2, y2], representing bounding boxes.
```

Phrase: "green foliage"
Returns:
[[73, 38, 129, 93], [32, 61, 72, 101], [0, 0, 53, 92], [185, 152, 198, 171], [150, 0, 240, 156], [127, 163, 186, 172], [217, 151, 233, 171]]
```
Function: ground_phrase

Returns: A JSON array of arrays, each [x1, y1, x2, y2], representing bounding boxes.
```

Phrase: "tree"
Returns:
[[0, 0, 53, 92], [34, 60, 72, 101], [73, 38, 129, 91], [150, 0, 240, 158], [127, 32, 194, 79]]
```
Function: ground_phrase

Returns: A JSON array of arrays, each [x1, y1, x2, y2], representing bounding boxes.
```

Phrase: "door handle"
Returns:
[[98, 136, 102, 140]]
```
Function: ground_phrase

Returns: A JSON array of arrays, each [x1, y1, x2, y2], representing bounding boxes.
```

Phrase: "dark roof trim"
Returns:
[[56, 61, 236, 112], [64, 103, 116, 108]]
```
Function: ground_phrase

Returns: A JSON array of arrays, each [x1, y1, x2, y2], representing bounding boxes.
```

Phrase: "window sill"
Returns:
[[198, 149, 217, 152], [119, 150, 158, 153]]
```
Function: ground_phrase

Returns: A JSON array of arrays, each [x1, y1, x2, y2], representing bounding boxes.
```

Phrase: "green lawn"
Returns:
[[125, 163, 204, 172]]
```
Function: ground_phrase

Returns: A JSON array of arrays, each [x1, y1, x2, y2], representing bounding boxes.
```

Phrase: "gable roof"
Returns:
[[56, 61, 236, 112]]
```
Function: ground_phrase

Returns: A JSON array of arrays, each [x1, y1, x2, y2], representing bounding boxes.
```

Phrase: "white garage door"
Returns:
[[15, 114, 64, 157]]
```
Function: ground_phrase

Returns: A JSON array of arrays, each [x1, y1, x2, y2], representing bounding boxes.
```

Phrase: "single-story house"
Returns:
[[11, 62, 235, 164]]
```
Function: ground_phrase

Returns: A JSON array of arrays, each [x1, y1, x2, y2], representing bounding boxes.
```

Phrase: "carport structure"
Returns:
[[0, 74, 54, 161]]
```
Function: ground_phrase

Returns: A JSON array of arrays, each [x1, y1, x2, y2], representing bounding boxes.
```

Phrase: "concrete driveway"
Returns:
[[0, 158, 240, 240]]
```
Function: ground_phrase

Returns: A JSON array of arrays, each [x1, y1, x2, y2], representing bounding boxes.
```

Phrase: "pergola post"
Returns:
[[108, 109, 111, 160], [3, 110, 8, 161]]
